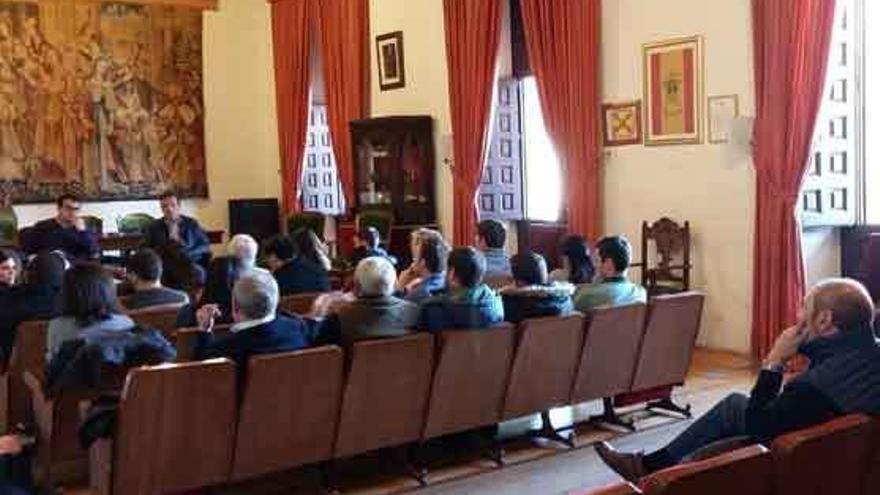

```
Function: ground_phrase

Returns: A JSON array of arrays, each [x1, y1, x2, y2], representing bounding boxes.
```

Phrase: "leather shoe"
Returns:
[[595, 441, 647, 483]]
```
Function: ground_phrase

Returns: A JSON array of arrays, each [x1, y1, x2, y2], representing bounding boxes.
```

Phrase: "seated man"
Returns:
[[596, 278, 880, 482], [313, 256, 418, 347], [397, 230, 448, 303], [419, 246, 504, 332], [499, 251, 574, 324], [193, 269, 311, 369], [574, 235, 646, 311], [350, 226, 397, 267], [143, 191, 211, 266], [263, 234, 299, 295], [120, 248, 189, 311], [227, 233, 262, 273], [21, 194, 98, 261], [476, 219, 511, 277]]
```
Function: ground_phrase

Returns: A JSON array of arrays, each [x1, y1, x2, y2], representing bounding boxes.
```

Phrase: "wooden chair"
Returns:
[[81, 215, 104, 235], [616, 292, 705, 419], [278, 292, 324, 316], [771, 414, 876, 495], [421, 325, 515, 444], [569, 304, 647, 430], [0, 206, 17, 247], [634, 217, 692, 296], [287, 212, 326, 240], [501, 314, 585, 447], [639, 445, 773, 495], [127, 303, 187, 338], [173, 325, 233, 362], [231, 347, 344, 481], [4, 320, 50, 430], [356, 208, 394, 247], [90, 359, 237, 495]]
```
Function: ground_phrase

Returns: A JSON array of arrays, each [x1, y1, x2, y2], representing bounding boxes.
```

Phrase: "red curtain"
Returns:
[[269, 0, 312, 214], [520, 0, 601, 240], [750, 0, 836, 359], [315, 0, 370, 210], [443, 0, 503, 246]]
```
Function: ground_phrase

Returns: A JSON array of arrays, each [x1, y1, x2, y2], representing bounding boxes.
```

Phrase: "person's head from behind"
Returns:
[[410, 228, 444, 262], [415, 234, 448, 277], [560, 235, 595, 284], [510, 251, 549, 287], [356, 226, 381, 250], [0, 248, 18, 287], [56, 194, 81, 227], [202, 256, 239, 311], [447, 247, 486, 290], [595, 236, 633, 279], [262, 234, 295, 272], [354, 256, 396, 298], [227, 234, 259, 271], [62, 263, 120, 326], [26, 251, 66, 292], [125, 248, 162, 286], [158, 190, 181, 222], [476, 219, 506, 251], [291, 228, 329, 269], [800, 278, 875, 343], [231, 270, 279, 323]]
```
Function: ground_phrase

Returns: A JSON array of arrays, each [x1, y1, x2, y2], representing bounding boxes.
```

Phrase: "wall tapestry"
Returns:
[[0, 0, 206, 203]]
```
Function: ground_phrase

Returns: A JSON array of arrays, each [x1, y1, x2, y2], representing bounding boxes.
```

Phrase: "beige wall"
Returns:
[[14, 0, 282, 233]]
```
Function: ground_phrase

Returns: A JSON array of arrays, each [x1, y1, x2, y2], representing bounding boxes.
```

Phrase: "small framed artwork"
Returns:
[[602, 101, 642, 146], [376, 31, 406, 91], [707, 94, 739, 143], [643, 35, 704, 145]]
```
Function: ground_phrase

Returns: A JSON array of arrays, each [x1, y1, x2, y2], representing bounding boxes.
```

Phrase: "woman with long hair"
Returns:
[[549, 235, 596, 285]]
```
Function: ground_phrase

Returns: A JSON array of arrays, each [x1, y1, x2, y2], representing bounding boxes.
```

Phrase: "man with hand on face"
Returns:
[[143, 190, 210, 267], [595, 278, 880, 483], [22, 194, 99, 260]]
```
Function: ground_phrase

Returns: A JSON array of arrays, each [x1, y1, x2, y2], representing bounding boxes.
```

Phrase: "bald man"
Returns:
[[597, 278, 880, 482]]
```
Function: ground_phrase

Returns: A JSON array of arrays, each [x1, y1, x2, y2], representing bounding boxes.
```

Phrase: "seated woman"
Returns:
[[549, 235, 596, 286], [499, 251, 575, 324], [45, 263, 173, 363], [175, 256, 240, 328], [0, 252, 66, 361], [280, 228, 331, 294], [396, 228, 449, 303]]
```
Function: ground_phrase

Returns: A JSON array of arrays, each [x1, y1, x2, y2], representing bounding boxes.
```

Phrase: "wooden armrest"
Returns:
[[23, 370, 44, 398], [90, 437, 114, 495]]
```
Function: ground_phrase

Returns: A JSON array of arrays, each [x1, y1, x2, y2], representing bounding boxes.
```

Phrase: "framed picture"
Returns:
[[643, 36, 704, 145], [707, 94, 739, 143], [376, 31, 406, 91], [602, 101, 642, 146]]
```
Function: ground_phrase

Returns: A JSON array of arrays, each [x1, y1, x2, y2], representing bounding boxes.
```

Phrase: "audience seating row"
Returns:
[[89, 292, 705, 494], [577, 413, 880, 495]]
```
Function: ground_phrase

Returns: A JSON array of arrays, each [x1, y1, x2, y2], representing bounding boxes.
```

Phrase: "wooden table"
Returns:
[[98, 230, 225, 251]]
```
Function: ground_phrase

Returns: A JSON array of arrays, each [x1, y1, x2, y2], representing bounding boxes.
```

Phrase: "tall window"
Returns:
[[800, 0, 861, 226], [478, 1, 564, 224]]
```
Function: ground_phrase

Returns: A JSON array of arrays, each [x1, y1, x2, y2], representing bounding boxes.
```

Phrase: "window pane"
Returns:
[[521, 77, 562, 222]]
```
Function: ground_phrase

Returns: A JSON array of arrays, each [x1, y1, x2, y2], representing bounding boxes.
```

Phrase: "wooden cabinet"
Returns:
[[350, 116, 436, 225]]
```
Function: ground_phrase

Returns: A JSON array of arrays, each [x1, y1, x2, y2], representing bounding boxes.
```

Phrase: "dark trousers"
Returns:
[[663, 393, 749, 463]]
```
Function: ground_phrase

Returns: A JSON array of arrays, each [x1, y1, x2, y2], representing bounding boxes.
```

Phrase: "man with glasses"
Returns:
[[21, 194, 98, 260]]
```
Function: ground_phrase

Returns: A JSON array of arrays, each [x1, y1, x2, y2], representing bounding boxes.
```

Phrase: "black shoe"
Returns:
[[595, 441, 647, 483]]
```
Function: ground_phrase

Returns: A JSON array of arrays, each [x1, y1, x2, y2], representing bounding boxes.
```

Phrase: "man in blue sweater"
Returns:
[[596, 278, 880, 482], [21, 194, 99, 260]]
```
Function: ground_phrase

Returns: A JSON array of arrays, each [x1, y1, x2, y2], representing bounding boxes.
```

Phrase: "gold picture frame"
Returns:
[[643, 35, 704, 145]]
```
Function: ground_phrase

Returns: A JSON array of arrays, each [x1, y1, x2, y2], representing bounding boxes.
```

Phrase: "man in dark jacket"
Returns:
[[596, 278, 880, 482], [120, 248, 189, 310], [193, 270, 311, 369], [350, 226, 397, 267], [21, 194, 98, 260], [313, 256, 418, 347], [419, 247, 504, 332], [500, 251, 574, 324], [263, 233, 330, 295], [143, 191, 211, 266]]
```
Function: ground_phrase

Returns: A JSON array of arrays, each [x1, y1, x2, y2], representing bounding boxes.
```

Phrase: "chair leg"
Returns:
[[319, 460, 340, 494], [405, 444, 428, 487], [589, 398, 636, 432], [647, 396, 692, 418], [528, 411, 575, 449], [476, 426, 505, 467]]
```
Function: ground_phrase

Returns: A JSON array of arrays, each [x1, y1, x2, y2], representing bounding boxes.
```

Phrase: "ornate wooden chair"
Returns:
[[634, 217, 692, 296], [287, 213, 326, 240], [116, 213, 154, 235], [81, 215, 104, 235]]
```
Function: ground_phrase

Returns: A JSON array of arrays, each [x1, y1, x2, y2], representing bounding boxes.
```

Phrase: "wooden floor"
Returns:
[[66, 348, 756, 495]]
